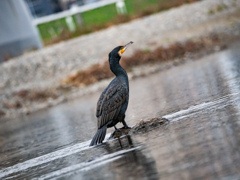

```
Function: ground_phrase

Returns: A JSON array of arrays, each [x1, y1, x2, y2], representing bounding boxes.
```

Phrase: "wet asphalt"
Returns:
[[0, 42, 240, 179]]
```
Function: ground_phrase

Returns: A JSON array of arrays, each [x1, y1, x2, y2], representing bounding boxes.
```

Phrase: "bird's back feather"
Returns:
[[96, 78, 128, 128]]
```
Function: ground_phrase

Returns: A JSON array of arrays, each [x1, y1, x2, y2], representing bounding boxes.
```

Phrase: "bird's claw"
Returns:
[[114, 126, 121, 131], [122, 126, 131, 129]]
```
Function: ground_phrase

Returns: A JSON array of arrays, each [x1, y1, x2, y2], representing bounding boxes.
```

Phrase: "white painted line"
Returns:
[[0, 132, 130, 179], [163, 93, 239, 122], [0, 138, 93, 179], [36, 147, 140, 180]]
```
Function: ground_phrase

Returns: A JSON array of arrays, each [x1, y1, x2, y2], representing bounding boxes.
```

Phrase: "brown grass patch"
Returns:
[[63, 61, 112, 86], [16, 89, 58, 101], [0, 110, 6, 117], [109, 117, 169, 138], [3, 100, 22, 109], [131, 117, 169, 133], [63, 34, 223, 87]]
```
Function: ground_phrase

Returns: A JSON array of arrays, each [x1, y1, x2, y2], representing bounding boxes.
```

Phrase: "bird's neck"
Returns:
[[109, 57, 128, 81]]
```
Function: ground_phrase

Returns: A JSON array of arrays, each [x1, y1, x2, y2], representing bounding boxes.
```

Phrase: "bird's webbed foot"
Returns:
[[114, 126, 121, 131], [122, 120, 131, 129], [121, 125, 131, 129]]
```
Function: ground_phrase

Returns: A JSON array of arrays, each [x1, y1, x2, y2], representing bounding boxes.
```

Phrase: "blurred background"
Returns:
[[0, 0, 200, 62], [1, 0, 240, 179]]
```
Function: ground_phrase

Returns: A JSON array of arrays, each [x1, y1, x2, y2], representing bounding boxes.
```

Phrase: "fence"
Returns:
[[32, 0, 127, 25], [32, 0, 128, 44]]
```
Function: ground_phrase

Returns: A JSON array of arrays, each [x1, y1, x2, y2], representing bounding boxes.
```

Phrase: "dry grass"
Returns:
[[131, 117, 169, 133], [1, 89, 59, 116], [0, 110, 6, 117], [63, 34, 223, 86], [63, 61, 112, 86], [16, 89, 58, 101], [109, 117, 169, 138]]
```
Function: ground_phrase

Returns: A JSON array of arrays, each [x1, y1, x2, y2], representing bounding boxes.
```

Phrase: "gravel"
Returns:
[[1, 0, 240, 119]]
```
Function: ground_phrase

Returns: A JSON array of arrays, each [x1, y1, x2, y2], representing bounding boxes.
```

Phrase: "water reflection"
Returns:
[[107, 136, 159, 180], [65, 135, 159, 180]]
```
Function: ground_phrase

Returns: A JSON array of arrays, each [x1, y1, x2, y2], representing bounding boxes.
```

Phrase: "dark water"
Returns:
[[0, 43, 240, 179]]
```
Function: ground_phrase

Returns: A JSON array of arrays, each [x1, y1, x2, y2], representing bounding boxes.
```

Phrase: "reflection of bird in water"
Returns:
[[103, 135, 159, 180], [90, 41, 133, 146]]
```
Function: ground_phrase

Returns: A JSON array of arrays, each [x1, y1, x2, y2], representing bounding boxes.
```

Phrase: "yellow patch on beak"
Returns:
[[118, 41, 133, 56], [118, 47, 125, 56], [120, 48, 125, 54]]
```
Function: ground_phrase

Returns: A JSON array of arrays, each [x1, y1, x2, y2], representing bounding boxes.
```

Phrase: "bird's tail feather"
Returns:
[[89, 125, 107, 146]]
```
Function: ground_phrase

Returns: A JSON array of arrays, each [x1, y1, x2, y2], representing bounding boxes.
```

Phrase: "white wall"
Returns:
[[0, 0, 42, 62]]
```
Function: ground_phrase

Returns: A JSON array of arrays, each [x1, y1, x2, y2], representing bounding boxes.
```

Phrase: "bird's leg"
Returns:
[[114, 126, 121, 131], [122, 119, 131, 129], [117, 138, 123, 148]]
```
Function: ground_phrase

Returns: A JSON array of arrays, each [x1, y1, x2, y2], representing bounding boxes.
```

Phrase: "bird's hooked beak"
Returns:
[[119, 41, 133, 56]]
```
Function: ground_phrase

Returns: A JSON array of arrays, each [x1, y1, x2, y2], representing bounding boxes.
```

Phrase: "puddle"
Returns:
[[1, 42, 240, 179]]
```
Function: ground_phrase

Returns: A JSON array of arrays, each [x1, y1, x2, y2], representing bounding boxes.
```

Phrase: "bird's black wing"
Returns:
[[96, 87, 107, 118], [96, 81, 128, 128]]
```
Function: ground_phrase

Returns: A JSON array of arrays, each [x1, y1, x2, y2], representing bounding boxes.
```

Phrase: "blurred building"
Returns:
[[0, 0, 42, 63], [60, 0, 99, 10], [24, 0, 99, 18], [60, 0, 84, 10], [24, 0, 63, 18]]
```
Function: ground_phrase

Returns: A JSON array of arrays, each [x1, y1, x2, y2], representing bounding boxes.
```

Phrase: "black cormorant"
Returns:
[[90, 41, 133, 146]]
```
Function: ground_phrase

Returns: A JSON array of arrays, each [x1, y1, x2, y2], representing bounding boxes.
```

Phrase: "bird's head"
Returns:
[[109, 41, 133, 60]]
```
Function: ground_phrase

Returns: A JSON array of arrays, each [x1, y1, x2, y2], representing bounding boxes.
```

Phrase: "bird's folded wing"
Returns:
[[97, 83, 128, 128], [96, 87, 107, 117]]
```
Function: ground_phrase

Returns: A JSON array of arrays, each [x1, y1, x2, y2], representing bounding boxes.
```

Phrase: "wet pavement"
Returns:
[[0, 42, 240, 179]]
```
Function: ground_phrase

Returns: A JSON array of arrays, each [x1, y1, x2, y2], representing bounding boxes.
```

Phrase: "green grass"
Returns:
[[81, 4, 118, 26], [37, 16, 76, 40], [125, 0, 160, 14], [37, 0, 201, 45], [37, 3, 118, 42]]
